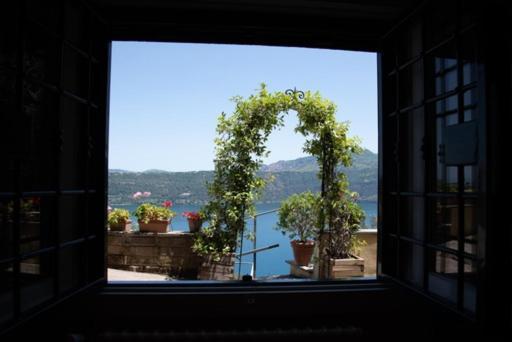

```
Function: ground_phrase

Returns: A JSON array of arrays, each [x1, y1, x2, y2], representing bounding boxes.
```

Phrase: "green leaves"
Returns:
[[196, 83, 363, 259], [108, 208, 130, 225], [133, 203, 176, 224], [276, 191, 320, 242]]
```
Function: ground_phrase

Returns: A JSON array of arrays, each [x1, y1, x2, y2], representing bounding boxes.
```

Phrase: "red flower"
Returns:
[[182, 211, 201, 220], [162, 200, 173, 208]]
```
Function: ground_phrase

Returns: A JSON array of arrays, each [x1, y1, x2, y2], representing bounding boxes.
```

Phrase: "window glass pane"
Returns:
[[20, 83, 59, 191], [464, 165, 478, 193], [20, 253, 55, 312], [426, 42, 457, 99], [399, 242, 424, 287], [464, 199, 478, 256], [24, 23, 60, 86], [430, 97, 459, 192], [399, 109, 424, 192], [428, 249, 458, 303], [382, 236, 398, 277], [461, 29, 478, 86], [20, 197, 56, 255], [464, 258, 478, 313], [60, 96, 86, 190], [399, 60, 423, 108], [59, 195, 86, 243], [61, 45, 89, 99], [383, 195, 398, 235], [400, 197, 424, 240], [0, 262, 14, 324], [430, 197, 458, 251], [0, 199, 15, 260], [0, 70, 19, 192], [87, 237, 105, 282], [60, 245, 85, 293], [463, 88, 478, 122]]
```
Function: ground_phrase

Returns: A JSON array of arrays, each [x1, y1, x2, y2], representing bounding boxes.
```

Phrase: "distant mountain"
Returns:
[[108, 150, 377, 206], [261, 149, 377, 172]]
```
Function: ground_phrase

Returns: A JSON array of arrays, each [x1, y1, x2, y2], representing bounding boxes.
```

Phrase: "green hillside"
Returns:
[[108, 150, 377, 206]]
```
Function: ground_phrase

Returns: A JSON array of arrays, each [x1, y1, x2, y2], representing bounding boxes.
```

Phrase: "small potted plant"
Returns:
[[182, 211, 204, 233], [108, 208, 132, 231], [321, 190, 366, 279], [276, 191, 320, 266], [134, 201, 176, 233]]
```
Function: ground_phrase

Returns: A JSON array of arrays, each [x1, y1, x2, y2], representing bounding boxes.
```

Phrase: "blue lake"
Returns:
[[114, 201, 377, 277]]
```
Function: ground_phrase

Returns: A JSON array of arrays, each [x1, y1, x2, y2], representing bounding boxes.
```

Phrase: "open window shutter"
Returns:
[[0, 0, 110, 333], [378, 1, 484, 316]]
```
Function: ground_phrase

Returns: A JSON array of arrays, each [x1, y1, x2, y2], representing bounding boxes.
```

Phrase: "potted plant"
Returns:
[[134, 201, 176, 233], [192, 226, 235, 280], [319, 190, 366, 279], [276, 191, 320, 266], [182, 211, 204, 233], [108, 208, 132, 231]]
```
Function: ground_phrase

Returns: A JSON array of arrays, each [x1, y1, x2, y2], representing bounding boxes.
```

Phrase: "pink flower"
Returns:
[[163, 200, 172, 208], [107, 206, 113, 213], [132, 192, 142, 199], [143, 191, 151, 197]]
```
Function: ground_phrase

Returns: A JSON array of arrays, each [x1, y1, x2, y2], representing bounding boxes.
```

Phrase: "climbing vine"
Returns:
[[192, 84, 362, 261]]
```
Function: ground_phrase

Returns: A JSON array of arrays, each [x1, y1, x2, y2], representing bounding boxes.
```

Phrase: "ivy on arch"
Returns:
[[192, 84, 362, 262]]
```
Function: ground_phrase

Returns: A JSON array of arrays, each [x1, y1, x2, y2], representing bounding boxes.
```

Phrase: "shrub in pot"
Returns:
[[276, 191, 320, 266], [108, 208, 132, 231], [134, 202, 175, 233], [320, 190, 366, 279]]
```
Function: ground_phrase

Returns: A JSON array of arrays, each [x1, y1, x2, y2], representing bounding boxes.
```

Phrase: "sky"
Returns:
[[109, 42, 377, 172]]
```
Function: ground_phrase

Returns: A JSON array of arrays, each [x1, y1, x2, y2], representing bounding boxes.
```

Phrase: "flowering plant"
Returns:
[[134, 202, 176, 224], [182, 211, 203, 221], [108, 208, 130, 225]]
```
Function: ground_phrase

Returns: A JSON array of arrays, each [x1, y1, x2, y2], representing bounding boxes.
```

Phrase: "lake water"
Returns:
[[114, 201, 377, 277]]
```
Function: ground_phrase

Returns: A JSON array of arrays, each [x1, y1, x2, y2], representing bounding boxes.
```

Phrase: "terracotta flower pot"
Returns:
[[187, 218, 203, 233], [138, 219, 170, 233], [291, 240, 315, 266], [109, 219, 132, 232]]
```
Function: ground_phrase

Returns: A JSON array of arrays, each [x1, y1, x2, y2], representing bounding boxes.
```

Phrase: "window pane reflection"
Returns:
[[0, 263, 14, 324], [400, 242, 424, 286], [0, 200, 15, 260], [464, 200, 478, 256], [464, 258, 478, 313], [20, 197, 55, 255], [20, 253, 55, 312], [430, 198, 458, 251], [400, 197, 424, 240], [428, 249, 458, 303], [426, 42, 457, 98]]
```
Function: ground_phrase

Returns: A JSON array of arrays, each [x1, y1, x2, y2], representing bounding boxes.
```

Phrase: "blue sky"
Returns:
[[109, 42, 377, 172]]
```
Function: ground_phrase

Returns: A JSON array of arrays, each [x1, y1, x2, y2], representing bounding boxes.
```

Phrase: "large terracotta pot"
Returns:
[[109, 219, 132, 232], [291, 240, 315, 266], [138, 219, 170, 233], [187, 218, 203, 233]]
